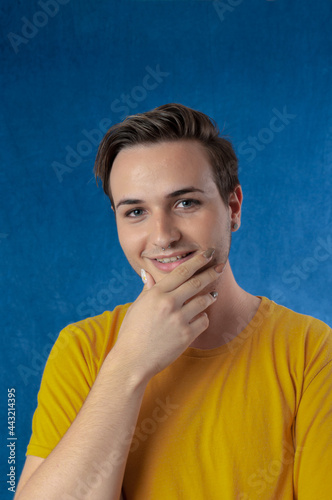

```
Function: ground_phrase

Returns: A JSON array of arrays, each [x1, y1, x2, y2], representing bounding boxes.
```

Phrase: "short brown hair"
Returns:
[[94, 103, 239, 207]]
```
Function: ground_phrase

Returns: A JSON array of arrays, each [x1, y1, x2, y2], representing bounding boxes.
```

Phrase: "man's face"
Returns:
[[110, 140, 241, 283]]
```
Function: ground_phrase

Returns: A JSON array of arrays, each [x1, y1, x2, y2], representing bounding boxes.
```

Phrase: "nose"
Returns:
[[150, 210, 181, 250]]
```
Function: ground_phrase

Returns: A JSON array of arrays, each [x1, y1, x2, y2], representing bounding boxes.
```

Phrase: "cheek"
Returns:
[[195, 215, 219, 241], [198, 212, 230, 247], [117, 227, 144, 264]]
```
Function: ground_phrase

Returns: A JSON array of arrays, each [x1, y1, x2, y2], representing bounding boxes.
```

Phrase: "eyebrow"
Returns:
[[115, 187, 205, 210]]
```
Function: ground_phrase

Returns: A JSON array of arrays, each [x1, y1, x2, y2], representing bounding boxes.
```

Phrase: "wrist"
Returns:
[[103, 344, 151, 394]]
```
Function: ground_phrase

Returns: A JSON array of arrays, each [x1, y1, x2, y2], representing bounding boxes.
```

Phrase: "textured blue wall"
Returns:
[[1, 0, 331, 495]]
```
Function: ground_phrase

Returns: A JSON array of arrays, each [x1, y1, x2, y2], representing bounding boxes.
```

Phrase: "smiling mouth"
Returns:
[[155, 252, 193, 264]]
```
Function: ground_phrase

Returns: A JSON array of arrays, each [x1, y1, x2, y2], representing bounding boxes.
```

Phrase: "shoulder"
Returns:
[[264, 297, 331, 339], [261, 297, 332, 379], [60, 302, 131, 337], [64, 302, 132, 340], [47, 303, 132, 374]]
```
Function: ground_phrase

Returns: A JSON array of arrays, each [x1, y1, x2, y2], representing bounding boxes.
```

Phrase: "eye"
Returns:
[[176, 199, 201, 209], [125, 208, 145, 218]]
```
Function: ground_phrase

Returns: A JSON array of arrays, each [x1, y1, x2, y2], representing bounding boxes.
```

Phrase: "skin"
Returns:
[[111, 140, 232, 281], [111, 139, 260, 349], [15, 139, 260, 499], [15, 249, 223, 500]]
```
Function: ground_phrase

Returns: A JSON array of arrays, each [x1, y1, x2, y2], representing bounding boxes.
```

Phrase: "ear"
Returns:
[[228, 185, 243, 231]]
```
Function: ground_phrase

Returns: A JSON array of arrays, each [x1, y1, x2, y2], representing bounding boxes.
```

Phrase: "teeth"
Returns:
[[156, 253, 188, 263]]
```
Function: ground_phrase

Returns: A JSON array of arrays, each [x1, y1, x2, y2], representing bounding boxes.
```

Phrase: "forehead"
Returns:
[[110, 140, 217, 198]]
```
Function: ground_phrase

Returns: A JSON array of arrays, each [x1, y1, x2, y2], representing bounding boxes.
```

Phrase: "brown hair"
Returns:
[[94, 103, 239, 208]]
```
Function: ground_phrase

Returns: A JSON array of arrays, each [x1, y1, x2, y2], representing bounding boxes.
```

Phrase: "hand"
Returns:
[[112, 249, 224, 381]]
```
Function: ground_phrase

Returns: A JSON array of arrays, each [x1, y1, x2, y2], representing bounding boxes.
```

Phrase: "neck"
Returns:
[[189, 261, 261, 350]]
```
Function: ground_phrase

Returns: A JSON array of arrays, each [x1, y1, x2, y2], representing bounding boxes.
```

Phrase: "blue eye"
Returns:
[[126, 208, 144, 217], [177, 199, 200, 208]]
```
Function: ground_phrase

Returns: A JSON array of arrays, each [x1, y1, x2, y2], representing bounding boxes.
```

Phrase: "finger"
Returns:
[[156, 248, 216, 293], [141, 269, 155, 291], [182, 291, 218, 324], [185, 312, 210, 340], [175, 263, 225, 305]]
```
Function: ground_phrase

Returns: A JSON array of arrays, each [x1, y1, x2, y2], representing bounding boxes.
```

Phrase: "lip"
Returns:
[[148, 251, 196, 272]]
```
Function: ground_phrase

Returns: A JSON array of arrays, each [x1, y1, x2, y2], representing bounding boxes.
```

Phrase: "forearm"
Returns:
[[16, 348, 148, 500], [16, 250, 221, 499]]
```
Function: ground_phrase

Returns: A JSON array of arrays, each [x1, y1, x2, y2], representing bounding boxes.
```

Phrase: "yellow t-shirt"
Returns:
[[27, 297, 332, 499]]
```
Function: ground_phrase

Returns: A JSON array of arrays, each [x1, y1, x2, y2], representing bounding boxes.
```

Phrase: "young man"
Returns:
[[16, 104, 332, 499]]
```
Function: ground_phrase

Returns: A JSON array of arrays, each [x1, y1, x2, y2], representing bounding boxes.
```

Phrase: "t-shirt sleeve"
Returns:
[[26, 307, 128, 458], [293, 325, 332, 499]]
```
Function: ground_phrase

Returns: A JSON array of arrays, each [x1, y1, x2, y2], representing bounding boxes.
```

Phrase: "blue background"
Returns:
[[1, 0, 331, 496]]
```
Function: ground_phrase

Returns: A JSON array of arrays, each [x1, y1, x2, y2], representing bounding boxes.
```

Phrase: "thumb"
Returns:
[[141, 268, 155, 290]]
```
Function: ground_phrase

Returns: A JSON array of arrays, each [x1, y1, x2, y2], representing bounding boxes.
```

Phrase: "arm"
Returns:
[[293, 358, 332, 499], [15, 250, 222, 500], [16, 457, 125, 500]]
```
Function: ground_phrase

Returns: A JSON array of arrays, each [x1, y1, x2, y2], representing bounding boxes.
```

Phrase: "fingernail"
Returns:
[[215, 263, 225, 274], [203, 248, 215, 259], [210, 291, 218, 299], [141, 269, 147, 284]]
